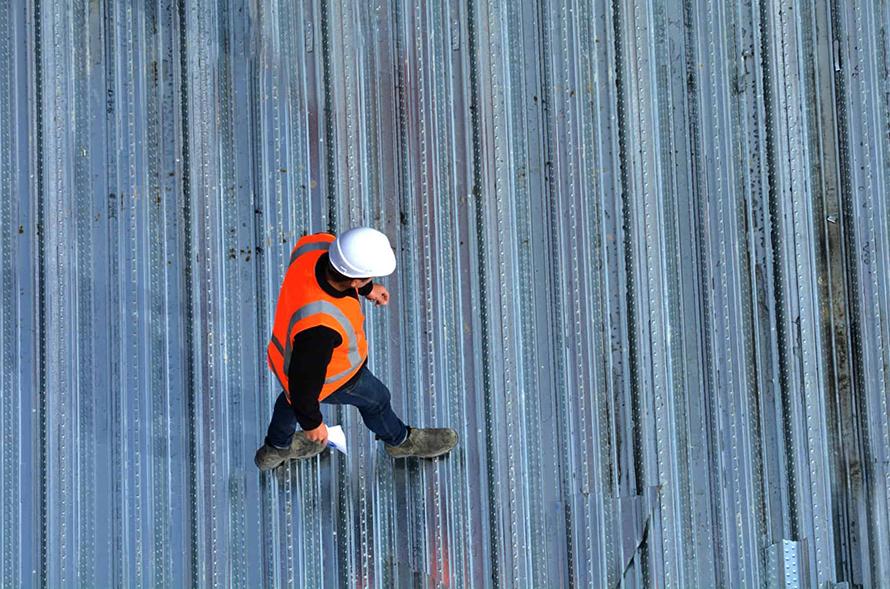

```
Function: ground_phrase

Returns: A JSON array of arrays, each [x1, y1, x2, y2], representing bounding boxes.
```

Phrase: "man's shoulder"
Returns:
[[299, 231, 335, 243], [287, 233, 335, 269]]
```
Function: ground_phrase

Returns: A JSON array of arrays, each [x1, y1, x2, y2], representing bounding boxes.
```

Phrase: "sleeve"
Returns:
[[287, 325, 344, 430], [357, 281, 374, 297]]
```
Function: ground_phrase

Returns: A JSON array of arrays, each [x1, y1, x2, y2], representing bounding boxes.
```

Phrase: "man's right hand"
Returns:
[[304, 422, 329, 445]]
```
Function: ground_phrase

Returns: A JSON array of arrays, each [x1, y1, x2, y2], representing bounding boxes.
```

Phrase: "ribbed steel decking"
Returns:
[[1, 0, 889, 587]]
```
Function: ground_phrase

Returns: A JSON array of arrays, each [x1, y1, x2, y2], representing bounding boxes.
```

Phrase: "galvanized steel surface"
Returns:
[[1, 0, 889, 587]]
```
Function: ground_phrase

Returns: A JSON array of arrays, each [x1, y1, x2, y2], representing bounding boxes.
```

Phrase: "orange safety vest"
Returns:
[[267, 233, 369, 403]]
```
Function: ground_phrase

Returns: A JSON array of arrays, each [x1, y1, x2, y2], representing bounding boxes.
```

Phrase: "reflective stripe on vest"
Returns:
[[274, 300, 363, 385], [289, 240, 331, 267]]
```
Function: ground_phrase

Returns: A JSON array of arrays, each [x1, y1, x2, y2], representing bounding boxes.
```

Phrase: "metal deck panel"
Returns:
[[1, 0, 889, 587]]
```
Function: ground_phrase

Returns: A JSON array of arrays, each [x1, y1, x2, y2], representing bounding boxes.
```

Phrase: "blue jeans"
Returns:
[[265, 366, 408, 448]]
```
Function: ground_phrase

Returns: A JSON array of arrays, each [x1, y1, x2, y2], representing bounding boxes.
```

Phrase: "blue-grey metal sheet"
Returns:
[[1, 0, 889, 587]]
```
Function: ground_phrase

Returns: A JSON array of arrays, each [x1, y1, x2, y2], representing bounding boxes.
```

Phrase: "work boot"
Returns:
[[255, 432, 325, 471], [385, 427, 458, 459]]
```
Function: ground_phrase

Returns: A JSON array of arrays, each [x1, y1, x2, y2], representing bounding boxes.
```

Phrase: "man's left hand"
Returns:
[[365, 284, 390, 306]]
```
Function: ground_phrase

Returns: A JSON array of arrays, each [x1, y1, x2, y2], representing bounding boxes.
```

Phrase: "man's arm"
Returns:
[[287, 325, 343, 431], [357, 281, 374, 296]]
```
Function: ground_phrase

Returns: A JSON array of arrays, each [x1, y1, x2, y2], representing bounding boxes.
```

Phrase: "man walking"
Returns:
[[255, 227, 458, 470]]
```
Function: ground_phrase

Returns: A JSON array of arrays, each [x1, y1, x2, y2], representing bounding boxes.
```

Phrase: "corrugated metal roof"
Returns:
[[1, 0, 889, 587]]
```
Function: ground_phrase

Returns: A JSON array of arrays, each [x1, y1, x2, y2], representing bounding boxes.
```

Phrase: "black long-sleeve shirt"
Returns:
[[287, 253, 373, 430]]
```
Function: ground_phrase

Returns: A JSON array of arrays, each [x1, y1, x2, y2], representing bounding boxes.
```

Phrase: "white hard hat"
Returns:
[[329, 227, 397, 278]]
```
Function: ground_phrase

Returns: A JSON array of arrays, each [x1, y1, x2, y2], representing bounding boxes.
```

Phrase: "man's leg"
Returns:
[[265, 391, 298, 448], [323, 367, 409, 446]]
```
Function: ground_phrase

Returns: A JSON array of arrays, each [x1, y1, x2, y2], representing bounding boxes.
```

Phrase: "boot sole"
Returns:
[[257, 452, 323, 471], [386, 441, 458, 459], [256, 445, 324, 471], [387, 450, 453, 459]]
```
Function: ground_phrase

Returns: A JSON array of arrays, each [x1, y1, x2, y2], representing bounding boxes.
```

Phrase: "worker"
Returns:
[[255, 227, 458, 470]]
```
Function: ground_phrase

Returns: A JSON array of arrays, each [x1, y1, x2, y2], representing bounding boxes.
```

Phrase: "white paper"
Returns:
[[326, 425, 347, 455]]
